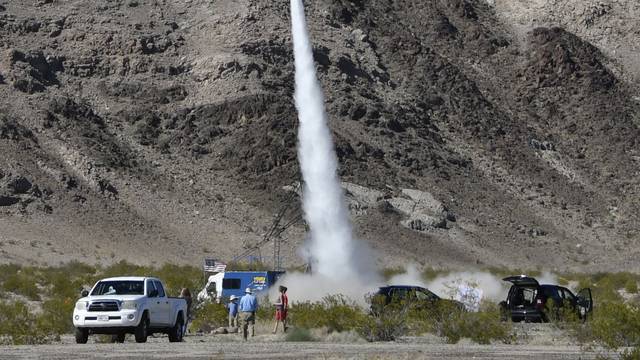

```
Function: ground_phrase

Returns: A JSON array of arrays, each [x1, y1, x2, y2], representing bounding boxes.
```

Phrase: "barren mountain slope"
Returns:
[[0, 0, 638, 272]]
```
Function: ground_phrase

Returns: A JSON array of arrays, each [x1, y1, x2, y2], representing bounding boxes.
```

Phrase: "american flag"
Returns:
[[203, 259, 226, 273]]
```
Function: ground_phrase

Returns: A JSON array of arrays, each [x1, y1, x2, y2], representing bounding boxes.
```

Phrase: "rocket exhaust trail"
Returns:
[[290, 0, 376, 282]]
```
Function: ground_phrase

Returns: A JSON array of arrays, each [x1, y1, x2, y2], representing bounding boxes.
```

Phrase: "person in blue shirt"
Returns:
[[238, 288, 258, 340], [227, 295, 239, 328]]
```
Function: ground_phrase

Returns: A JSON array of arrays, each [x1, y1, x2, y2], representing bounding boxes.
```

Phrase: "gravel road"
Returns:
[[0, 335, 611, 360]]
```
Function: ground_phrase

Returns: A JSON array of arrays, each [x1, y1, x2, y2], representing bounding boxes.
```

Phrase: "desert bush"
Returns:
[[439, 303, 512, 344], [150, 263, 202, 297], [362, 296, 512, 344], [191, 302, 229, 332], [99, 260, 152, 279], [625, 280, 639, 295], [288, 295, 366, 333], [0, 264, 21, 282], [36, 297, 75, 335], [584, 302, 640, 348], [0, 300, 49, 345], [285, 327, 315, 342], [1, 271, 40, 301], [225, 261, 271, 271], [255, 298, 273, 321], [620, 347, 640, 360], [542, 298, 582, 324], [562, 272, 640, 303], [358, 295, 408, 341], [39, 261, 98, 299]]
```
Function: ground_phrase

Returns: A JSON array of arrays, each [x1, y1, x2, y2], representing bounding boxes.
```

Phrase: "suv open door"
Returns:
[[577, 288, 593, 320]]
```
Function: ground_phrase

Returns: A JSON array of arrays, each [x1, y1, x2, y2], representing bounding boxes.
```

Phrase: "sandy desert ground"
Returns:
[[0, 331, 617, 360]]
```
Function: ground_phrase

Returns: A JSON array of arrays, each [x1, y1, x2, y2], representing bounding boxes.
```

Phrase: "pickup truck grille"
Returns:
[[88, 301, 119, 312]]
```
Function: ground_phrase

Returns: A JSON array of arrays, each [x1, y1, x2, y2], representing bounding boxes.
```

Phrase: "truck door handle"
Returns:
[[157, 301, 160, 304]]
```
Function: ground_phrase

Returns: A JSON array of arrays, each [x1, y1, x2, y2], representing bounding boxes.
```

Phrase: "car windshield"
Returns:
[[91, 280, 144, 296]]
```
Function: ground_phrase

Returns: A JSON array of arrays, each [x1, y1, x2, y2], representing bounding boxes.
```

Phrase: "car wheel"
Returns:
[[168, 315, 184, 342], [135, 313, 149, 343], [75, 328, 89, 344]]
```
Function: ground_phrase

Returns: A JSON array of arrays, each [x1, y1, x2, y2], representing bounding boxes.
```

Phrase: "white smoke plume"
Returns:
[[385, 265, 559, 309], [279, 0, 379, 302], [273, 0, 560, 307]]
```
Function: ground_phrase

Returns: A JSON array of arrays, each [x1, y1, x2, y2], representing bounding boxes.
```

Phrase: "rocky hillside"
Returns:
[[0, 0, 638, 272]]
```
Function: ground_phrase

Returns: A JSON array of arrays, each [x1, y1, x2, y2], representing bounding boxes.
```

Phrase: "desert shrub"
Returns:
[[406, 300, 464, 339], [439, 303, 512, 344], [625, 280, 639, 295], [256, 298, 272, 321], [0, 264, 21, 282], [543, 298, 581, 324], [36, 297, 75, 335], [620, 347, 640, 360], [151, 263, 202, 297], [362, 296, 512, 344], [562, 272, 640, 303], [358, 295, 408, 341], [289, 295, 366, 333], [0, 300, 49, 344], [285, 327, 315, 342], [1, 271, 40, 301], [225, 261, 271, 271], [39, 262, 98, 299], [191, 302, 229, 332], [586, 302, 640, 348], [99, 260, 152, 279]]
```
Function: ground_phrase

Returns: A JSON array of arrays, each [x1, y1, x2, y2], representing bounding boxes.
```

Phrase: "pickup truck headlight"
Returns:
[[122, 301, 138, 310], [75, 301, 87, 310]]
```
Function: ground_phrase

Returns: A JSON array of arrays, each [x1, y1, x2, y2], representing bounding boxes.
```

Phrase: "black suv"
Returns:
[[372, 285, 464, 313], [499, 275, 593, 322]]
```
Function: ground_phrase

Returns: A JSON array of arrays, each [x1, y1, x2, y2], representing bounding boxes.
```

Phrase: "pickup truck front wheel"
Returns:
[[168, 314, 184, 342], [135, 313, 149, 343], [75, 328, 88, 344]]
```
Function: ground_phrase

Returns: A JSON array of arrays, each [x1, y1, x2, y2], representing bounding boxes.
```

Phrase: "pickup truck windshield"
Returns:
[[91, 280, 144, 296]]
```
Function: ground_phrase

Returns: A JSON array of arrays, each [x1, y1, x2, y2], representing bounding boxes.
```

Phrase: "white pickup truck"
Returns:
[[72, 276, 187, 343]]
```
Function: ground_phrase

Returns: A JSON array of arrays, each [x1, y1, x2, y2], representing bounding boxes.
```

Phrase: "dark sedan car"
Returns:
[[499, 275, 593, 322], [371, 285, 465, 314]]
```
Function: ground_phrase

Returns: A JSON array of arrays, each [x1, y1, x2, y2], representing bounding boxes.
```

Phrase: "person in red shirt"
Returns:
[[273, 285, 288, 333]]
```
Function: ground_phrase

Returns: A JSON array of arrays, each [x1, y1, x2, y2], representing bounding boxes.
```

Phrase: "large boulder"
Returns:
[[340, 183, 453, 232], [388, 189, 450, 231]]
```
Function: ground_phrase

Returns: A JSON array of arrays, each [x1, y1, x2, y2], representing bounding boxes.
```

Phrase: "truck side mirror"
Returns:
[[81, 290, 89, 297], [149, 289, 159, 298]]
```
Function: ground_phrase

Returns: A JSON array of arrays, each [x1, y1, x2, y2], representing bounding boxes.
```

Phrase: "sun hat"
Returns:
[[245, 287, 253, 294], [230, 295, 238, 301]]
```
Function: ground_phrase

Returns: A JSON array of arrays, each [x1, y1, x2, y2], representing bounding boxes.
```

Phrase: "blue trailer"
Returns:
[[198, 271, 285, 301]]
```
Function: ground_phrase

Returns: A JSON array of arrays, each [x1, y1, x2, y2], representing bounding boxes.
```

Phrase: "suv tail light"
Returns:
[[535, 298, 544, 310]]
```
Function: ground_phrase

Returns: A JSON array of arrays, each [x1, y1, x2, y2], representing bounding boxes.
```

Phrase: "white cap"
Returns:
[[245, 287, 253, 294]]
